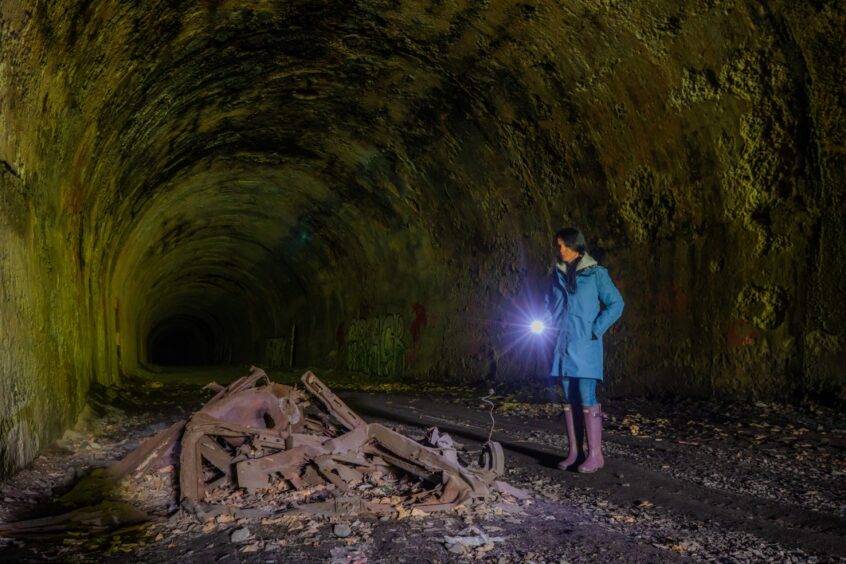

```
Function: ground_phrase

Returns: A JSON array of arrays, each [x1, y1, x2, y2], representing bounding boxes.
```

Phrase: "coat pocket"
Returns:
[[565, 339, 603, 378], [565, 315, 595, 341]]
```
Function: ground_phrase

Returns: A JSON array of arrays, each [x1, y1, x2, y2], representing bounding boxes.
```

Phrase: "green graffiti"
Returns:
[[264, 338, 288, 368], [345, 314, 405, 377], [265, 324, 296, 368]]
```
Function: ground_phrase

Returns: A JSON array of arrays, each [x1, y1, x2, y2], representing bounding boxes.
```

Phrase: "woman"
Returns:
[[545, 228, 624, 473]]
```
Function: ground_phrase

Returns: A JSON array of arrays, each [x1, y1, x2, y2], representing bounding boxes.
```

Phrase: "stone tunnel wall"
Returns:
[[0, 0, 844, 477], [0, 129, 102, 477], [298, 0, 846, 404]]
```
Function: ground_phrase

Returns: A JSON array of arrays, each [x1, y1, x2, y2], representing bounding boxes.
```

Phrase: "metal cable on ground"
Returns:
[[480, 388, 496, 444]]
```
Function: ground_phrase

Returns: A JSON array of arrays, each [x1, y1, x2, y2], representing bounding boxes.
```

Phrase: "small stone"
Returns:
[[62, 467, 77, 483], [333, 524, 352, 538], [230, 527, 252, 543]]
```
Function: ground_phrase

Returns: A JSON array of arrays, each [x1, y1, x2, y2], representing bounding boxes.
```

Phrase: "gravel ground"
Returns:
[[0, 371, 844, 562]]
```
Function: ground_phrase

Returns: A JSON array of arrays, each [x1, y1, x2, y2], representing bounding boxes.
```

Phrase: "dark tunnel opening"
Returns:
[[147, 315, 217, 366]]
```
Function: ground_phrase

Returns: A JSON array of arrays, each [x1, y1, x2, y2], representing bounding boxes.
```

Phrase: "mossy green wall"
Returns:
[[0, 158, 100, 476]]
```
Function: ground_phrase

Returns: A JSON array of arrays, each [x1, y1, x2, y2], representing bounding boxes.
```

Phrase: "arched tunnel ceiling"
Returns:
[[0, 0, 844, 475], [83, 0, 680, 351]]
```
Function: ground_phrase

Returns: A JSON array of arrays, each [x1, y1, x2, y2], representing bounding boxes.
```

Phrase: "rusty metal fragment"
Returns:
[[3, 367, 524, 535], [171, 370, 504, 513], [300, 370, 365, 430], [172, 370, 510, 517], [479, 441, 506, 476], [0, 501, 149, 536], [492, 480, 531, 500]]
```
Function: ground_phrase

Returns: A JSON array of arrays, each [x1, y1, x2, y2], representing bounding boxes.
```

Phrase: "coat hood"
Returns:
[[556, 252, 598, 273]]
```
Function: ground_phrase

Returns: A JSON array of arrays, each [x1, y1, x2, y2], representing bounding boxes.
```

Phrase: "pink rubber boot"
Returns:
[[577, 404, 604, 473], [556, 404, 581, 470]]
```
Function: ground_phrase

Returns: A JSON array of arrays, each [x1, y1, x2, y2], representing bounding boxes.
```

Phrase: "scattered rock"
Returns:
[[444, 527, 506, 552], [448, 543, 468, 554], [230, 527, 252, 543], [333, 523, 353, 538], [62, 466, 78, 484]]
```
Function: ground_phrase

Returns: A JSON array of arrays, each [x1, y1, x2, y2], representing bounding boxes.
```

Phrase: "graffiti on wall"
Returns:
[[345, 314, 406, 377], [265, 324, 296, 369], [265, 338, 289, 368]]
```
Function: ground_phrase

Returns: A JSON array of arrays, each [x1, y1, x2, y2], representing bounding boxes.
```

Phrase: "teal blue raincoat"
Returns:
[[545, 254, 624, 380]]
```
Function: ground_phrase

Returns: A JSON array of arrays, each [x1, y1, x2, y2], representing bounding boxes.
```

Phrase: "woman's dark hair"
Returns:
[[554, 227, 587, 294], [554, 227, 587, 254]]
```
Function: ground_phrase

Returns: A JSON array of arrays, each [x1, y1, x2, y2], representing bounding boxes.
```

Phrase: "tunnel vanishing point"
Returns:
[[0, 1, 844, 478]]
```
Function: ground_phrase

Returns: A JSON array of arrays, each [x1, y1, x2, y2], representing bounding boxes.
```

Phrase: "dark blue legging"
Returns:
[[561, 377, 598, 407]]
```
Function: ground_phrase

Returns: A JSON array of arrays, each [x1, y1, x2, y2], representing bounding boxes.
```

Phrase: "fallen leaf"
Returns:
[[241, 542, 261, 553]]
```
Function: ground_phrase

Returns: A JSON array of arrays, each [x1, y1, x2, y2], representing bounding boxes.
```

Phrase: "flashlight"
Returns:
[[530, 320, 546, 334]]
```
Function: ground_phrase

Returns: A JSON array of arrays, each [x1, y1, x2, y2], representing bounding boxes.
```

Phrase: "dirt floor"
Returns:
[[0, 367, 844, 563]]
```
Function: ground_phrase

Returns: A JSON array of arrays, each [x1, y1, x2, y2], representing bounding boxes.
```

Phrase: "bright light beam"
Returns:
[[530, 320, 546, 334]]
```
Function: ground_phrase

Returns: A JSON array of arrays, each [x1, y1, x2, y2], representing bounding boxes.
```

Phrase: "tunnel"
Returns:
[[0, 0, 844, 474], [0, 3, 845, 555], [147, 315, 218, 366]]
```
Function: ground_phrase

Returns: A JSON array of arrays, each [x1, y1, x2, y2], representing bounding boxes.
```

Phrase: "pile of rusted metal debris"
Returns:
[[1, 368, 526, 535]]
